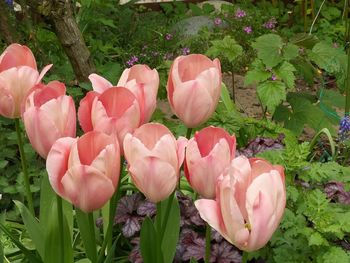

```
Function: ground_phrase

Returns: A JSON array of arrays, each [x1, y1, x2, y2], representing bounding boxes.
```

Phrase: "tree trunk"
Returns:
[[0, 2, 17, 45], [48, 0, 95, 82], [25, 0, 95, 82]]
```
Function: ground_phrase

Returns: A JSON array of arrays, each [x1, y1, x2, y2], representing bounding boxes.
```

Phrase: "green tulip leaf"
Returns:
[[140, 216, 160, 263], [14, 200, 45, 259]]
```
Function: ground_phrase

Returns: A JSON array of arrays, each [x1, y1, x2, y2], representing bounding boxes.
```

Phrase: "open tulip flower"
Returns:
[[22, 81, 76, 159], [0, 43, 52, 118], [46, 131, 120, 212], [167, 54, 222, 128], [78, 86, 141, 150], [185, 126, 236, 199], [195, 156, 286, 252], [123, 123, 187, 203], [87, 64, 159, 124]]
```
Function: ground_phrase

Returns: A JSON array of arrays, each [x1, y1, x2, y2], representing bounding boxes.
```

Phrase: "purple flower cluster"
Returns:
[[243, 26, 252, 34], [181, 47, 190, 55], [339, 116, 350, 141], [271, 75, 277, 81], [263, 17, 277, 29], [5, 0, 13, 6], [165, 33, 173, 41], [235, 8, 246, 19], [126, 55, 139, 67], [214, 17, 222, 26]]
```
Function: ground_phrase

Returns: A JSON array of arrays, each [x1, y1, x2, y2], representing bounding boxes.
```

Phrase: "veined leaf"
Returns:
[[252, 34, 283, 68], [257, 80, 286, 114], [275, 61, 296, 89], [206, 36, 243, 64]]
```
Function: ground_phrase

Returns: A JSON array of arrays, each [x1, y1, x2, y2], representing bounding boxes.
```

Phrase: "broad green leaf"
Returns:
[[14, 201, 45, 259], [290, 33, 319, 49], [283, 43, 299, 61], [44, 198, 73, 263], [156, 195, 180, 263], [140, 217, 160, 263], [244, 69, 271, 86], [293, 59, 315, 85], [76, 209, 97, 263], [252, 34, 283, 68], [0, 160, 8, 169], [202, 3, 215, 14], [220, 82, 235, 112], [39, 174, 56, 232], [257, 80, 286, 114], [275, 61, 296, 89], [206, 36, 243, 64]]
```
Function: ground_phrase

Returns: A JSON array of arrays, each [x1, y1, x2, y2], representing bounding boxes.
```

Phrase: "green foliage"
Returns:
[[206, 36, 243, 65], [252, 34, 284, 68], [257, 80, 286, 114]]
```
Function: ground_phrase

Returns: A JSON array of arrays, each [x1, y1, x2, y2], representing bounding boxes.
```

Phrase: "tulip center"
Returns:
[[244, 222, 251, 231]]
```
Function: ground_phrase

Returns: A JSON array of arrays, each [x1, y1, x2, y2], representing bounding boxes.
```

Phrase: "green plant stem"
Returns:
[[88, 212, 97, 262], [56, 195, 64, 263], [186, 128, 192, 139], [231, 69, 235, 102], [242, 251, 248, 263], [205, 223, 211, 263], [156, 202, 162, 235], [97, 157, 124, 263], [14, 118, 34, 215]]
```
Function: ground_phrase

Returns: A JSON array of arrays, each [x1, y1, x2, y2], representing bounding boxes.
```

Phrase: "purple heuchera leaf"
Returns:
[[237, 134, 284, 157], [324, 182, 350, 204], [115, 193, 144, 223], [137, 200, 156, 216], [181, 229, 206, 261], [211, 241, 242, 263], [123, 217, 141, 238], [177, 192, 205, 227], [129, 238, 143, 263]]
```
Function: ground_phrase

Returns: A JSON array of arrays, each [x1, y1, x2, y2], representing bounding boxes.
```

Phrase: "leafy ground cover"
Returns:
[[1, 0, 350, 262]]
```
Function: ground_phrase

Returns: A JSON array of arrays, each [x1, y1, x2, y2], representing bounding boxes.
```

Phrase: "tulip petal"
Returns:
[[129, 156, 177, 203], [123, 133, 152, 165], [89, 73, 112, 93], [172, 80, 212, 127], [132, 123, 172, 150], [61, 165, 115, 212], [0, 44, 37, 71], [245, 171, 285, 251], [47, 137, 77, 196], [37, 64, 53, 84], [31, 81, 66, 108], [78, 91, 99, 132], [0, 84, 15, 118], [23, 107, 61, 158], [176, 136, 188, 169]]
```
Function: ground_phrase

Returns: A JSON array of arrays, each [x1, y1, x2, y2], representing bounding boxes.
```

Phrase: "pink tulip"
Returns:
[[123, 123, 187, 203], [46, 131, 120, 212], [0, 44, 52, 118], [167, 54, 222, 128], [88, 64, 159, 124], [22, 81, 76, 159], [195, 156, 286, 252], [78, 87, 141, 150], [185, 126, 236, 199]]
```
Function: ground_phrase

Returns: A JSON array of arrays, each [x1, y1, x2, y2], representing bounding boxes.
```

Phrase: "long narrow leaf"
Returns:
[[140, 217, 160, 263], [14, 201, 45, 259], [76, 209, 97, 262], [39, 174, 56, 231], [104, 235, 120, 263], [0, 222, 42, 263], [221, 82, 235, 112]]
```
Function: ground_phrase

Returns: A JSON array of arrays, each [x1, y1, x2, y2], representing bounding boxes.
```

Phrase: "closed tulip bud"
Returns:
[[195, 156, 286, 252], [167, 54, 221, 128], [0, 44, 52, 118], [185, 126, 236, 199], [22, 81, 76, 158], [78, 87, 141, 151], [46, 131, 120, 212], [123, 123, 187, 203]]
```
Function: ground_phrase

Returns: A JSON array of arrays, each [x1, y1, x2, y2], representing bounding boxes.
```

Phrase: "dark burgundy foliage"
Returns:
[[237, 134, 284, 157], [122, 192, 242, 263], [324, 182, 350, 205], [115, 193, 156, 237]]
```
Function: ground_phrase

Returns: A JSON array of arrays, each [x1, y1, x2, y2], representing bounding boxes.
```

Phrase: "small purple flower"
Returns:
[[181, 47, 190, 55], [126, 55, 139, 67], [164, 53, 174, 60], [271, 75, 277, 81], [339, 116, 350, 141], [165, 33, 173, 41], [214, 17, 222, 26], [263, 17, 277, 29], [5, 0, 13, 6], [243, 26, 252, 34], [235, 8, 246, 19]]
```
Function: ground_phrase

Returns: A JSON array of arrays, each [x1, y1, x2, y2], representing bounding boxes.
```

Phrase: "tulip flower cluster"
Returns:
[[0, 44, 285, 253]]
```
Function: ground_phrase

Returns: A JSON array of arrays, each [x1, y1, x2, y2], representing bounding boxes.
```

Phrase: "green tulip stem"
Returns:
[[14, 118, 34, 215], [97, 157, 124, 263], [88, 212, 97, 262], [205, 223, 211, 263], [242, 251, 248, 263], [186, 128, 193, 139], [56, 195, 64, 263], [156, 201, 162, 234]]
